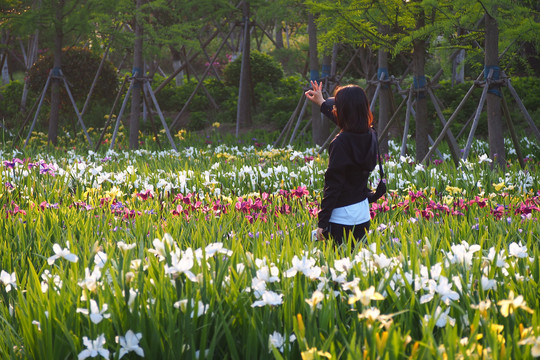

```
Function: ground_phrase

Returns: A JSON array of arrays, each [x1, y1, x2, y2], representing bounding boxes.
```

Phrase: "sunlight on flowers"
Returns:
[[301, 347, 332, 360], [497, 291, 534, 317], [348, 285, 385, 306]]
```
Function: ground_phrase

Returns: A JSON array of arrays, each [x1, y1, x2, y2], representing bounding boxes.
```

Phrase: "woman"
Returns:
[[305, 81, 377, 245]]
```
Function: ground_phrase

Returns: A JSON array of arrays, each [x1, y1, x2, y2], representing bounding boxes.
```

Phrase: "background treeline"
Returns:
[[0, 0, 539, 146]]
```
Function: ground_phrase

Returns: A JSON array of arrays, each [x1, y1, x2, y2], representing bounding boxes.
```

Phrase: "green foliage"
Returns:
[[428, 77, 540, 139], [153, 71, 299, 128], [187, 111, 208, 131], [0, 139, 539, 359], [253, 75, 303, 127], [152, 74, 182, 112], [308, 0, 402, 52], [27, 47, 118, 107], [223, 50, 284, 88], [0, 81, 28, 127], [510, 77, 540, 112], [270, 47, 306, 76]]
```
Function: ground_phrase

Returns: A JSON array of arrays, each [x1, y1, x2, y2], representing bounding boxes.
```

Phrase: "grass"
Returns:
[[0, 129, 539, 359]]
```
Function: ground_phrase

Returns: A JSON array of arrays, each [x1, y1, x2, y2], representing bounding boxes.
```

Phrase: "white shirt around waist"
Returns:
[[329, 199, 370, 225]]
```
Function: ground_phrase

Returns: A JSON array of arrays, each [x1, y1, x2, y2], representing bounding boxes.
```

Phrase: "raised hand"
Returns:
[[304, 80, 324, 106]]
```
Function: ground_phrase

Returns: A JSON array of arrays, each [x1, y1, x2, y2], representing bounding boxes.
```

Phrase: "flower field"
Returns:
[[1, 135, 540, 359]]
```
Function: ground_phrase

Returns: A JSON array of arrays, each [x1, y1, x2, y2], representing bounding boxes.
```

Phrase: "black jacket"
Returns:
[[317, 99, 377, 230]]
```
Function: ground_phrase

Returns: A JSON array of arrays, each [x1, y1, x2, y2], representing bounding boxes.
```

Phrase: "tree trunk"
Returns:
[[48, 0, 64, 146], [130, 0, 143, 150], [485, 11, 505, 168], [275, 20, 284, 49], [377, 25, 391, 155], [321, 52, 331, 80], [452, 28, 465, 86], [413, 11, 429, 162], [0, 31, 9, 85], [309, 13, 328, 145], [330, 44, 338, 79], [1, 34, 8, 85], [1, 54, 8, 85], [21, 31, 39, 112], [236, 1, 252, 131], [452, 49, 465, 86], [170, 46, 184, 86], [358, 47, 372, 79]]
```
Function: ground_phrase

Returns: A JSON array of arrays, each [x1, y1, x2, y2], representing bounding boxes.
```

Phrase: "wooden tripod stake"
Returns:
[[106, 76, 178, 152], [421, 70, 539, 166], [23, 69, 93, 149]]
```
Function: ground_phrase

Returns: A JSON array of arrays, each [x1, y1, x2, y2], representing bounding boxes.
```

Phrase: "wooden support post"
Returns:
[[317, 127, 339, 154], [298, 118, 313, 139], [378, 94, 407, 143], [369, 76, 382, 113], [154, 29, 220, 95], [60, 70, 93, 147], [506, 78, 540, 143], [336, 47, 362, 83], [16, 97, 39, 143], [24, 71, 52, 148], [144, 81, 178, 151], [141, 86, 162, 150], [501, 93, 525, 168], [421, 72, 483, 164], [200, 42, 223, 83], [255, 22, 278, 48], [184, 58, 219, 109], [170, 26, 235, 130], [95, 76, 128, 151], [428, 135, 444, 160], [398, 61, 412, 84], [427, 87, 460, 165], [110, 80, 134, 150], [400, 86, 413, 157], [288, 97, 309, 145], [456, 112, 475, 140], [81, 39, 113, 117], [462, 69, 492, 161], [20, 31, 39, 113], [276, 93, 304, 146], [236, 2, 252, 137]]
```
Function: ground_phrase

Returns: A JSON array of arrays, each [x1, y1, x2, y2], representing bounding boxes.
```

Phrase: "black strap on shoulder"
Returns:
[[373, 129, 385, 180]]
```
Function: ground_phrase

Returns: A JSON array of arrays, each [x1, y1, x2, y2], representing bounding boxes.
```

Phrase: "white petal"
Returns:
[[90, 313, 103, 324], [78, 349, 91, 360], [63, 253, 79, 263], [420, 294, 434, 304]]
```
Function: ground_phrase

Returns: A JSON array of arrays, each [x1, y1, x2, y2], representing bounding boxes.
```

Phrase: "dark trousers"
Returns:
[[324, 221, 370, 246]]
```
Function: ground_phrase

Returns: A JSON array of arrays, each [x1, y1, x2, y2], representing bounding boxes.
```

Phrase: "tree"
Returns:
[[447, 0, 540, 166], [411, 1, 429, 162], [129, 0, 143, 150], [308, 12, 329, 145], [3, 0, 118, 145], [308, 0, 412, 153], [254, 0, 305, 50], [236, 0, 252, 131]]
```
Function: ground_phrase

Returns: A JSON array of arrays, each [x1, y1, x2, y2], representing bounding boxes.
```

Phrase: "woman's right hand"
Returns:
[[316, 227, 326, 241], [305, 80, 325, 106]]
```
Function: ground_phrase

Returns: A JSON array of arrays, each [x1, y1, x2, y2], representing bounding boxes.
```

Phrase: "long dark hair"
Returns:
[[332, 85, 373, 133]]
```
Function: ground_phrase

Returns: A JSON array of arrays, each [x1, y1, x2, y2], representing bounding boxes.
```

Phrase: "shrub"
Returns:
[[152, 74, 181, 112], [0, 81, 27, 128], [253, 75, 303, 126], [27, 47, 118, 108], [187, 111, 208, 131], [223, 50, 284, 88], [433, 77, 540, 139], [269, 47, 306, 76]]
